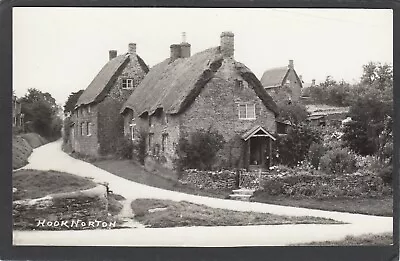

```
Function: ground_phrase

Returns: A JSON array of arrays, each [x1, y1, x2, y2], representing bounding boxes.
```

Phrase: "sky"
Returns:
[[13, 8, 393, 106]]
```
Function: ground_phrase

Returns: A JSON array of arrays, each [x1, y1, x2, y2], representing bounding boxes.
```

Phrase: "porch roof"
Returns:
[[241, 125, 276, 141]]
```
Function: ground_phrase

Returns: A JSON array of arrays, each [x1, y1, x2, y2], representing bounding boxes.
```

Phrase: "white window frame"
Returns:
[[129, 120, 136, 141], [80, 122, 85, 136], [238, 104, 256, 120], [122, 78, 134, 89], [86, 122, 92, 136], [162, 134, 168, 152]]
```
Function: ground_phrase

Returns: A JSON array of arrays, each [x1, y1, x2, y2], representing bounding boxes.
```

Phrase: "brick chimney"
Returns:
[[312, 79, 316, 86], [128, 43, 136, 55], [109, 50, 117, 60], [220, 31, 234, 58], [180, 32, 191, 58], [299, 75, 303, 82], [170, 44, 181, 61], [288, 60, 294, 69]]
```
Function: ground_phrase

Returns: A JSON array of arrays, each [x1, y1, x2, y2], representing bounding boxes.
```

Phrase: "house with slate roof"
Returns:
[[121, 32, 278, 171], [260, 60, 303, 103], [70, 43, 149, 156]]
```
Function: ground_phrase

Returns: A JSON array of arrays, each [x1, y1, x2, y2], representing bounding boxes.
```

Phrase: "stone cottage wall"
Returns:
[[286, 69, 302, 102], [76, 55, 147, 156], [180, 58, 276, 169], [71, 104, 100, 156]]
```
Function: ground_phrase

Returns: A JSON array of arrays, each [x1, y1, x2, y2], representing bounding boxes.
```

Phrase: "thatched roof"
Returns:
[[76, 53, 148, 107], [121, 47, 278, 116], [260, 66, 289, 88]]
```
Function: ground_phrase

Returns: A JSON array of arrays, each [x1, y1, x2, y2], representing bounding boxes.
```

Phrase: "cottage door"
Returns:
[[250, 137, 264, 166]]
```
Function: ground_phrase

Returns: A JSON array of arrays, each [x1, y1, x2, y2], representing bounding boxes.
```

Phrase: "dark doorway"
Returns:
[[250, 137, 265, 166]]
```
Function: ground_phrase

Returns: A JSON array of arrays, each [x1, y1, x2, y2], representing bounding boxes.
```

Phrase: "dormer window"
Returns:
[[122, 78, 134, 89]]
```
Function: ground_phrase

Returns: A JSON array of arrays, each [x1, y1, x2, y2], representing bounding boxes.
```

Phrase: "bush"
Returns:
[[308, 142, 325, 169], [274, 124, 322, 167], [132, 130, 147, 165], [378, 165, 392, 185], [319, 147, 357, 175], [175, 129, 225, 171], [115, 137, 133, 159], [260, 170, 391, 199]]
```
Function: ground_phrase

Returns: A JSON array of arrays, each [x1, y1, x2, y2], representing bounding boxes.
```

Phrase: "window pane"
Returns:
[[247, 104, 256, 119], [239, 105, 246, 119]]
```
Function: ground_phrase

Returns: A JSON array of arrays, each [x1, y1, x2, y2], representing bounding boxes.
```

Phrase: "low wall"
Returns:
[[179, 169, 263, 190]]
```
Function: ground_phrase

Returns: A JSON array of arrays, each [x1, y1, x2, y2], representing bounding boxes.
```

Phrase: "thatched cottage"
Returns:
[[70, 43, 149, 156], [121, 32, 278, 171], [260, 60, 303, 103]]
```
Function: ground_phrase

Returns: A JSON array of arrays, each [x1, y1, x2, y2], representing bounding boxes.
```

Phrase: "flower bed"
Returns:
[[260, 167, 392, 199]]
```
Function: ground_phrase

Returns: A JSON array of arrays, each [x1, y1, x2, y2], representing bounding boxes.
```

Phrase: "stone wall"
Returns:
[[180, 59, 276, 169], [73, 54, 147, 156]]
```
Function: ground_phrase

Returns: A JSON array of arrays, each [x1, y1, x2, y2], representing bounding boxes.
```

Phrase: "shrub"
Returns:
[[115, 137, 133, 159], [319, 147, 357, 175], [274, 124, 322, 167], [175, 129, 225, 171], [308, 142, 325, 169], [132, 130, 147, 165], [378, 165, 392, 185]]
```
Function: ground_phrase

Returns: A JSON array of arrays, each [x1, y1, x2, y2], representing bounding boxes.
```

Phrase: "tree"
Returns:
[[361, 61, 393, 91], [276, 101, 308, 125], [64, 90, 84, 113], [20, 88, 62, 140], [343, 62, 393, 157]]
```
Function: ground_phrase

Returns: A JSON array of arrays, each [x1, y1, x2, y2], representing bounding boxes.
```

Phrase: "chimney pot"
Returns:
[[288, 60, 294, 69], [180, 32, 191, 58], [220, 31, 234, 58], [109, 50, 117, 60], [128, 43, 136, 55], [312, 79, 316, 85]]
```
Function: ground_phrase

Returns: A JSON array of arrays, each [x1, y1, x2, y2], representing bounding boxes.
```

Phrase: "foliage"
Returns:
[[276, 101, 308, 125], [308, 142, 326, 169], [342, 88, 392, 157], [319, 147, 357, 175], [115, 136, 133, 160], [20, 88, 62, 140], [274, 124, 322, 167], [308, 77, 352, 107], [132, 130, 147, 165], [260, 170, 391, 199], [175, 129, 225, 171], [63, 90, 84, 113]]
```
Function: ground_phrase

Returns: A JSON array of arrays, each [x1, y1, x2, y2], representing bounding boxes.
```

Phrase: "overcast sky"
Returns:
[[13, 8, 393, 105]]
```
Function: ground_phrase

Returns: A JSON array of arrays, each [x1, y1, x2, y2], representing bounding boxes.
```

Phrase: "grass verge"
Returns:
[[93, 159, 231, 199], [131, 199, 344, 228], [252, 194, 393, 217], [13, 169, 97, 200], [291, 232, 393, 246]]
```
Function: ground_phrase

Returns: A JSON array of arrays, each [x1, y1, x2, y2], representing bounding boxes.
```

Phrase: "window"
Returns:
[[86, 122, 91, 136], [122, 78, 134, 89], [80, 122, 85, 136], [148, 133, 154, 150], [235, 79, 244, 89], [162, 134, 168, 152], [238, 104, 256, 120], [129, 120, 136, 141], [88, 105, 91, 114], [149, 116, 152, 127]]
